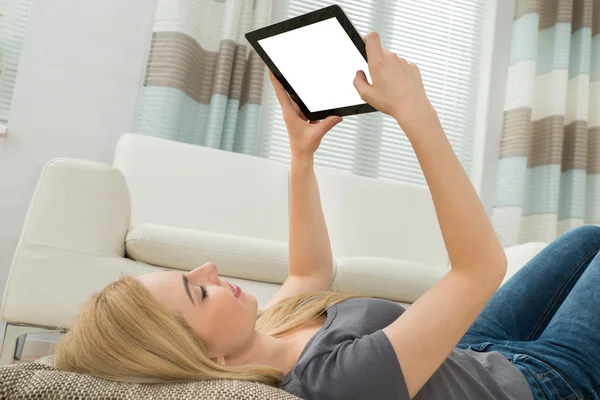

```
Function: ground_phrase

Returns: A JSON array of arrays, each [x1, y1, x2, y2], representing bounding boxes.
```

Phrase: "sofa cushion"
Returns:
[[333, 257, 448, 304], [502, 242, 549, 284], [126, 223, 290, 284], [0, 356, 301, 400], [315, 168, 449, 266]]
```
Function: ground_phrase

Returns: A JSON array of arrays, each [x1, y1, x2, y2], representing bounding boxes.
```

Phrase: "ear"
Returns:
[[212, 355, 226, 367]]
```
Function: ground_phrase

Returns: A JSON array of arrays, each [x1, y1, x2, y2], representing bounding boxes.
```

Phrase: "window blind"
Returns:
[[260, 0, 486, 186], [0, 0, 32, 125]]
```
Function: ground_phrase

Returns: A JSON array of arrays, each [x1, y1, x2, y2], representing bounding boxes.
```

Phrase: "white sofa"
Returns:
[[0, 133, 547, 365]]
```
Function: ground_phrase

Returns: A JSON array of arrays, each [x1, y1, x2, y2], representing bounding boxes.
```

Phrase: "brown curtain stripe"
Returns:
[[499, 108, 533, 158], [593, 0, 600, 35], [562, 120, 589, 171], [515, 0, 540, 20], [145, 32, 217, 104], [144, 32, 256, 105], [539, 0, 575, 30], [240, 51, 265, 106], [589, 127, 600, 173], [572, 0, 594, 31], [228, 45, 248, 100], [528, 115, 565, 167], [213, 41, 238, 97]]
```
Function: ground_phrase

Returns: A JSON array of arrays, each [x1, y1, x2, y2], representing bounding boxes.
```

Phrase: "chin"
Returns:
[[246, 292, 259, 309]]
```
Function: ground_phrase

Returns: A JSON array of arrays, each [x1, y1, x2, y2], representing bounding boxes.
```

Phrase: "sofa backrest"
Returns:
[[114, 133, 448, 268], [316, 169, 448, 267], [113, 134, 290, 242]]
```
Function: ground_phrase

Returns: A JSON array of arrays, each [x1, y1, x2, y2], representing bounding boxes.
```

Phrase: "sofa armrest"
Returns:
[[13, 158, 131, 256], [2, 158, 132, 326]]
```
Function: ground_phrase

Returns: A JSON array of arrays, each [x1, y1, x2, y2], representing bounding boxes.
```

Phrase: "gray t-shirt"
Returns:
[[279, 298, 533, 400]]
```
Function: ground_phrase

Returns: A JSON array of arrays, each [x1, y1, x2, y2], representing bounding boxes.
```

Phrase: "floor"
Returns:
[[1, 335, 58, 365]]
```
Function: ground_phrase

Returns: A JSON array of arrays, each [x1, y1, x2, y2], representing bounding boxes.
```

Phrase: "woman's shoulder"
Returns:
[[315, 297, 406, 340], [333, 297, 406, 320]]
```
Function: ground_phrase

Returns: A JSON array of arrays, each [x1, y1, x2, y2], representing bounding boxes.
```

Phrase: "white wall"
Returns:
[[0, 0, 158, 314]]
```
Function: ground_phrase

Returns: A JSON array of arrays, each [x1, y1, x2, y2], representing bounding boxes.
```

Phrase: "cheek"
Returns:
[[205, 296, 255, 350]]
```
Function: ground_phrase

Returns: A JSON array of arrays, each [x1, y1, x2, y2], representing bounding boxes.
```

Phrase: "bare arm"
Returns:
[[354, 32, 507, 398], [264, 72, 341, 309], [383, 116, 506, 398], [288, 157, 334, 282]]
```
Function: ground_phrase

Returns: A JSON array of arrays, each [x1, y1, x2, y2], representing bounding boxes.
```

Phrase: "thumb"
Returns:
[[353, 70, 372, 102], [314, 115, 343, 137]]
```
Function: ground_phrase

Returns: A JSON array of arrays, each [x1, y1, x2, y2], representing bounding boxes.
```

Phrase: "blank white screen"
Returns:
[[258, 17, 372, 113]]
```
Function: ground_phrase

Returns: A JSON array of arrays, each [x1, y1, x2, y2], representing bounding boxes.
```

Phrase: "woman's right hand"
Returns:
[[353, 32, 436, 133]]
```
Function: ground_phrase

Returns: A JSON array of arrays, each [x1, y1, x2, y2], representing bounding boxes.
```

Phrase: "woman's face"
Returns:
[[138, 263, 258, 361]]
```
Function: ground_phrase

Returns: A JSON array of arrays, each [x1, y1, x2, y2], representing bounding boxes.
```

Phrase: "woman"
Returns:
[[56, 32, 600, 400]]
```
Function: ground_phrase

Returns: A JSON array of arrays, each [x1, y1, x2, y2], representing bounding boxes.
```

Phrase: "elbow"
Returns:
[[460, 253, 508, 291], [486, 254, 508, 290]]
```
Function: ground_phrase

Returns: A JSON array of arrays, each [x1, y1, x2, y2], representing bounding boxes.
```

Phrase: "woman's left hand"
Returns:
[[269, 71, 343, 161]]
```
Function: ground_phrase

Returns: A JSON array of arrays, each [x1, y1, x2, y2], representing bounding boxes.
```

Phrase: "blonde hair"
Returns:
[[55, 275, 361, 385]]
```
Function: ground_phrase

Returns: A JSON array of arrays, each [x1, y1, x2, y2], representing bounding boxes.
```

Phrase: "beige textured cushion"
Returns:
[[0, 356, 301, 400]]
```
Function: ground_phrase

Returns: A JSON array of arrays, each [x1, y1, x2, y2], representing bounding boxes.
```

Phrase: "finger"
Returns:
[[268, 70, 294, 112], [353, 70, 373, 103], [365, 32, 384, 64]]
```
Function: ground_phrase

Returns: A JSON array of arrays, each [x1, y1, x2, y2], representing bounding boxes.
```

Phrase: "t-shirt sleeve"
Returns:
[[299, 330, 410, 400]]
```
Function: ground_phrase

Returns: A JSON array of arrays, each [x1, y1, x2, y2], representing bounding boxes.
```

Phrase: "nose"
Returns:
[[191, 262, 219, 284]]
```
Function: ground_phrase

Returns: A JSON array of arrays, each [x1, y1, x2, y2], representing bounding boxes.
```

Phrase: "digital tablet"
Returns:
[[245, 5, 377, 121]]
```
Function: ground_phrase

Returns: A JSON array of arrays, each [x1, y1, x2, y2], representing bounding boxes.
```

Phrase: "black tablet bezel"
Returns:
[[245, 5, 377, 121]]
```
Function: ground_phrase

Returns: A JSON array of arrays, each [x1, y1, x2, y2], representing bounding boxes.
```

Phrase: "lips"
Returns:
[[227, 281, 242, 299]]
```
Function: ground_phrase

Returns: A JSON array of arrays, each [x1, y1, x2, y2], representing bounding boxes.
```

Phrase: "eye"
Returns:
[[199, 285, 207, 300]]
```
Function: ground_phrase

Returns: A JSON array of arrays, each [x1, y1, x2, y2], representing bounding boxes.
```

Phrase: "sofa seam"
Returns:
[[125, 238, 289, 263], [17, 243, 126, 259]]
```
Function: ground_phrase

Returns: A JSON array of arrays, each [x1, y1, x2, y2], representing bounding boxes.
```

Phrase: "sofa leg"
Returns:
[[0, 324, 58, 365], [14, 334, 26, 361]]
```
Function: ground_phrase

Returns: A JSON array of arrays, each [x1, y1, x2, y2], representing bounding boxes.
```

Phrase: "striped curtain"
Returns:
[[135, 0, 272, 154], [492, 0, 600, 247]]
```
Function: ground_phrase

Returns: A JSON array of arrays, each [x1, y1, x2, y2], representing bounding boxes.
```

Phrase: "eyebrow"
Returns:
[[182, 275, 195, 305]]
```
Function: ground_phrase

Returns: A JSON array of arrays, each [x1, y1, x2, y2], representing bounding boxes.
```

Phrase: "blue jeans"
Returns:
[[457, 225, 600, 400]]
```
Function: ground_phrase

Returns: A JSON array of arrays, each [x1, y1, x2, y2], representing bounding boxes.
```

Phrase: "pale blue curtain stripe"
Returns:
[[558, 169, 588, 219], [568, 27, 592, 77], [136, 87, 186, 141], [233, 103, 261, 154], [221, 99, 241, 151], [536, 23, 572, 75], [205, 94, 229, 148], [523, 164, 562, 216], [510, 13, 540, 64], [179, 99, 210, 145], [494, 157, 529, 207], [136, 86, 210, 144], [586, 174, 600, 222]]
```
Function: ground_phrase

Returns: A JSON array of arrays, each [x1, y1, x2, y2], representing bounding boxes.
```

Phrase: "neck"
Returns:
[[226, 330, 305, 373]]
